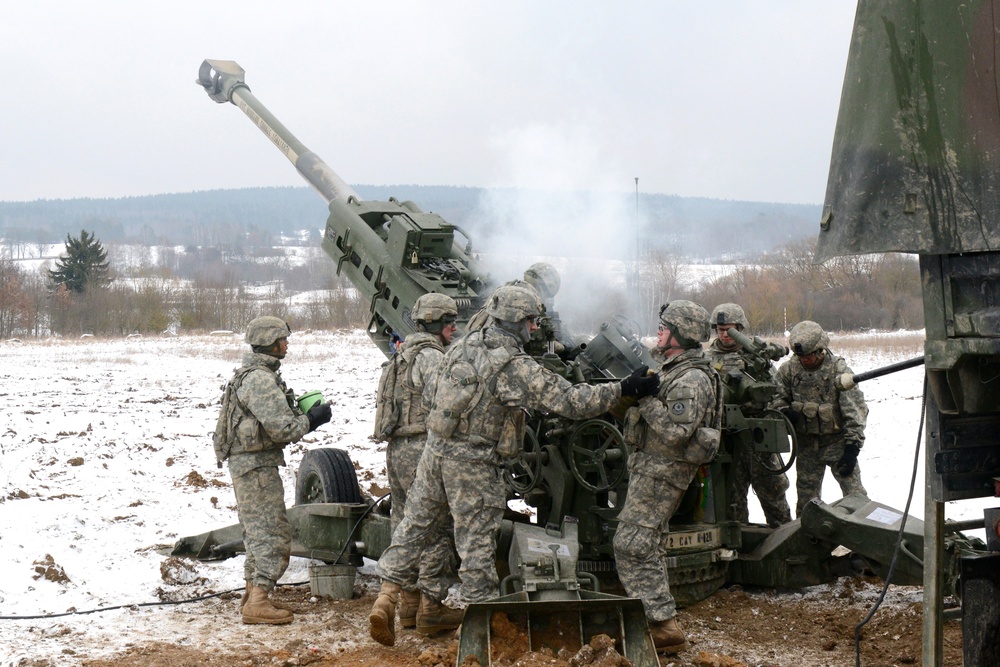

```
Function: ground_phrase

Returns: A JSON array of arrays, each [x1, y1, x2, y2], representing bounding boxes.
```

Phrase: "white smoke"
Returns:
[[470, 122, 647, 337]]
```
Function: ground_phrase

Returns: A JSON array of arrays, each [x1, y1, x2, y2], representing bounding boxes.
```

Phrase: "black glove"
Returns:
[[620, 365, 660, 399], [306, 402, 332, 432], [835, 442, 861, 477]]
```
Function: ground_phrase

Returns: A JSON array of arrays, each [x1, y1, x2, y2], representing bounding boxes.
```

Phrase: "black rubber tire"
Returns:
[[294, 447, 363, 505]]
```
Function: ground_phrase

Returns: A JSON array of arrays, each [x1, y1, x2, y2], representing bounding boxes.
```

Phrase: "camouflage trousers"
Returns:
[[730, 445, 792, 527], [613, 468, 696, 622], [385, 434, 458, 596], [231, 465, 291, 591], [794, 434, 867, 517], [377, 448, 505, 604]]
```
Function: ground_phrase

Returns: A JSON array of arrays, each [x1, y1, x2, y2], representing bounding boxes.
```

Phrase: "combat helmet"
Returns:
[[788, 320, 829, 356], [659, 300, 711, 348], [711, 303, 749, 330], [488, 283, 542, 343], [523, 262, 561, 300], [412, 293, 459, 335], [245, 316, 291, 347]]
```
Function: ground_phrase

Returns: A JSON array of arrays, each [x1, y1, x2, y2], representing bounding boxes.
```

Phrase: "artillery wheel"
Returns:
[[295, 447, 363, 505], [568, 419, 628, 493], [755, 408, 797, 475], [503, 426, 543, 494]]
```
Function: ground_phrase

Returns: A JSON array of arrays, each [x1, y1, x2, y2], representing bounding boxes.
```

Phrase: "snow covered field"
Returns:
[[0, 328, 994, 664]]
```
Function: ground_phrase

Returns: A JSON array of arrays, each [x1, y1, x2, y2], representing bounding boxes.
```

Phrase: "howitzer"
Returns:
[[181, 58, 989, 665], [197, 60, 491, 357]]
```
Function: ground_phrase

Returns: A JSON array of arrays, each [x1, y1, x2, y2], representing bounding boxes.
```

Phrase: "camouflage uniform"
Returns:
[[380, 331, 457, 595], [376, 326, 622, 605], [226, 352, 310, 591], [706, 339, 792, 527], [615, 348, 722, 622], [771, 349, 869, 517]]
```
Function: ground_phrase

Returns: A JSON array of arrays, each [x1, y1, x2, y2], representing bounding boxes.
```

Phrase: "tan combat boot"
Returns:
[[398, 589, 420, 629], [649, 617, 688, 654], [369, 581, 402, 646], [241, 580, 291, 612], [415, 593, 464, 636], [242, 585, 293, 625]]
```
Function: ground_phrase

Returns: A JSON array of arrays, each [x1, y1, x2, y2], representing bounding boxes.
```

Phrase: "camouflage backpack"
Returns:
[[426, 330, 520, 448], [373, 336, 441, 442], [212, 365, 269, 468]]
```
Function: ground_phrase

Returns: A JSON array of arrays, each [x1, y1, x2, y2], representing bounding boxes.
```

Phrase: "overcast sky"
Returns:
[[0, 2, 857, 204]]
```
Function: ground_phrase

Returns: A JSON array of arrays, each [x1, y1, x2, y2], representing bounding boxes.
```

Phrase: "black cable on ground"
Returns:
[[853, 377, 928, 667], [0, 492, 391, 621]]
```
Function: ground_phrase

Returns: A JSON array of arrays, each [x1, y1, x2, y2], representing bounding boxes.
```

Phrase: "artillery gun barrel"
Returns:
[[197, 59, 357, 205], [836, 356, 925, 391]]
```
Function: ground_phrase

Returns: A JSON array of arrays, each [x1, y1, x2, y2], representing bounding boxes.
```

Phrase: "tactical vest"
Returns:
[[373, 333, 443, 441], [426, 330, 522, 451], [785, 354, 848, 436], [624, 354, 723, 465], [212, 364, 288, 468]]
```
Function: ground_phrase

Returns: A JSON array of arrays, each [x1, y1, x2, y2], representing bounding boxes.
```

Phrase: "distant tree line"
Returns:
[[0, 230, 367, 339], [0, 227, 922, 340]]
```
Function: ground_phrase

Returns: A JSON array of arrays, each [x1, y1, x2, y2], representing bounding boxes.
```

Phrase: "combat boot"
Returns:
[[415, 593, 464, 636], [242, 585, 293, 625], [369, 581, 401, 646], [241, 580, 291, 612], [649, 617, 688, 654], [398, 589, 420, 629]]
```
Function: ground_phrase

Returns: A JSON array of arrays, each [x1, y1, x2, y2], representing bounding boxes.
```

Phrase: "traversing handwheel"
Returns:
[[503, 426, 543, 494], [755, 408, 797, 475], [568, 419, 627, 492]]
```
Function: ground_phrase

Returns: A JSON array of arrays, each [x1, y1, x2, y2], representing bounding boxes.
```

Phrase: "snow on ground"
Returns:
[[0, 328, 994, 665]]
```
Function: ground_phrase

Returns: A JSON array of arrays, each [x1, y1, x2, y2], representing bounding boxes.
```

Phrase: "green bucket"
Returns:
[[297, 390, 324, 413]]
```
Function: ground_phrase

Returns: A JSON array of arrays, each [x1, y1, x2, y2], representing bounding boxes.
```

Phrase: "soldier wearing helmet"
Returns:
[[371, 283, 660, 647], [372, 293, 460, 634], [770, 320, 869, 517], [614, 300, 722, 656], [213, 316, 332, 626], [706, 303, 792, 528]]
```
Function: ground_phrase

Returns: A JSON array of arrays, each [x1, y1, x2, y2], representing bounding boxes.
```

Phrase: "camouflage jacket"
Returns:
[[390, 332, 445, 437], [625, 348, 723, 484], [427, 327, 621, 463], [769, 350, 868, 446], [226, 352, 310, 478]]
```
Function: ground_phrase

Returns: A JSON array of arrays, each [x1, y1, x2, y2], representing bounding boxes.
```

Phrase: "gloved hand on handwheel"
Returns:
[[620, 365, 660, 399]]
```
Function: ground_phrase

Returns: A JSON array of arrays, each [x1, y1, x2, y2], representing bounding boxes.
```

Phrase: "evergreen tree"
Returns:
[[48, 230, 111, 293]]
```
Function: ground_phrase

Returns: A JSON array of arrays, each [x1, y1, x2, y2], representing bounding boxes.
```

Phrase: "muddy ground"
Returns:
[[11, 573, 960, 667]]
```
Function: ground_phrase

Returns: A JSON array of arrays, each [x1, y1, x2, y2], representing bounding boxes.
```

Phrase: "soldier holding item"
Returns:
[[212, 316, 332, 625], [615, 301, 723, 656], [770, 320, 869, 517]]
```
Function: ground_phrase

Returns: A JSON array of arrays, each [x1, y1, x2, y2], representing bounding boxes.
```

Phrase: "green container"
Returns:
[[297, 390, 324, 413]]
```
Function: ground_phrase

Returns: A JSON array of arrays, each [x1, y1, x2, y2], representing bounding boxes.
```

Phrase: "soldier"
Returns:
[[372, 293, 459, 634], [770, 320, 869, 517], [368, 283, 660, 647], [706, 303, 792, 527], [615, 301, 722, 656], [212, 316, 332, 625]]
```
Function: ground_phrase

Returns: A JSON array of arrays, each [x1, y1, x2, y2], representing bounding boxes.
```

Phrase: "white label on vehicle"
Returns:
[[866, 507, 903, 526], [666, 527, 721, 549]]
